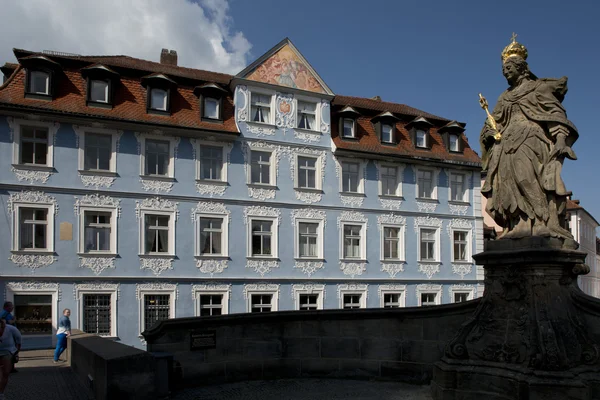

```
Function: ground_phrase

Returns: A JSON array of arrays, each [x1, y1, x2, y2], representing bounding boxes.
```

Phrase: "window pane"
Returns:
[[200, 146, 223, 180], [30, 71, 49, 94], [146, 140, 170, 176], [343, 119, 354, 137], [449, 134, 459, 151], [84, 133, 112, 171], [21, 141, 34, 164], [382, 124, 393, 143], [150, 88, 167, 110], [90, 80, 108, 102], [204, 98, 219, 119], [144, 294, 170, 331], [416, 130, 427, 147]]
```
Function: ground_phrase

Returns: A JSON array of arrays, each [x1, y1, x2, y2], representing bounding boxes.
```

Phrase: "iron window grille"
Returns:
[[83, 294, 111, 336], [144, 294, 170, 331]]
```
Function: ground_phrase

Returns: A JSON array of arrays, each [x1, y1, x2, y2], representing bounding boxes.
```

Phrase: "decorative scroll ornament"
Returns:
[[243, 206, 281, 224], [190, 201, 230, 221], [416, 201, 438, 213], [236, 85, 249, 122], [139, 257, 174, 276], [415, 284, 442, 300], [135, 197, 179, 219], [275, 93, 295, 130], [294, 261, 324, 277], [140, 178, 173, 193], [195, 259, 228, 277], [9, 254, 56, 270], [295, 191, 322, 204], [449, 204, 469, 216], [449, 283, 475, 296], [337, 283, 368, 300], [381, 263, 405, 278], [377, 284, 407, 299], [195, 183, 227, 197], [74, 194, 121, 216], [5, 282, 60, 301], [337, 211, 368, 228], [447, 219, 473, 238], [377, 213, 406, 229], [418, 263, 441, 279], [291, 283, 326, 301], [290, 209, 327, 226], [134, 133, 180, 158], [380, 198, 403, 210], [285, 147, 327, 187], [192, 283, 231, 299], [79, 174, 115, 189], [452, 263, 473, 279], [246, 259, 280, 277], [246, 122, 276, 136], [320, 100, 330, 134], [74, 282, 120, 300], [413, 216, 443, 233], [340, 195, 364, 207], [242, 141, 282, 178], [248, 187, 276, 201], [79, 257, 116, 275], [135, 282, 178, 300], [294, 130, 321, 144], [340, 261, 367, 278], [11, 167, 52, 184], [8, 191, 58, 214], [243, 283, 279, 299]]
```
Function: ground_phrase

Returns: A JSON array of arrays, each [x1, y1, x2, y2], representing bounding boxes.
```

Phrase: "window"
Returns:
[[150, 88, 168, 111], [449, 286, 475, 303], [199, 145, 223, 181], [84, 133, 112, 171], [292, 284, 325, 310], [29, 71, 50, 95], [343, 224, 362, 259], [83, 211, 111, 252], [417, 169, 434, 199], [381, 124, 394, 143], [449, 134, 459, 152], [338, 284, 368, 309], [144, 214, 171, 254], [90, 80, 109, 103], [198, 294, 223, 316], [378, 285, 406, 308], [299, 294, 319, 310], [416, 129, 427, 148], [199, 217, 223, 255], [250, 150, 272, 185], [342, 118, 355, 138], [297, 156, 317, 189], [203, 97, 220, 119], [18, 208, 48, 250], [453, 230, 469, 262], [143, 294, 170, 331], [383, 227, 402, 260], [454, 293, 469, 303], [297, 101, 316, 130], [20, 126, 48, 166], [193, 285, 230, 316], [421, 293, 437, 306], [450, 173, 466, 202], [251, 294, 273, 313], [383, 293, 402, 308], [342, 161, 360, 193], [251, 220, 273, 256], [251, 93, 272, 123], [419, 228, 437, 261], [298, 222, 319, 258], [82, 294, 112, 336], [380, 165, 399, 196], [343, 294, 363, 309], [244, 284, 279, 312], [145, 139, 170, 176]]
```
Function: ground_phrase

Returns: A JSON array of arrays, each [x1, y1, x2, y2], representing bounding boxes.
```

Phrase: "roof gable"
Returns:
[[237, 38, 332, 95]]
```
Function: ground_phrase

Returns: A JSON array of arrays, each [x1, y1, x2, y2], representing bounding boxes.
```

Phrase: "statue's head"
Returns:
[[503, 56, 531, 85]]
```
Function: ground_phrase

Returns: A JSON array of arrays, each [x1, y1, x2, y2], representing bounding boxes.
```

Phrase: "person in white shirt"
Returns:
[[0, 319, 21, 400]]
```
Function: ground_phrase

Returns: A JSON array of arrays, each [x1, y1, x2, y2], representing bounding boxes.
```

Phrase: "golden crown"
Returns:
[[501, 33, 528, 62]]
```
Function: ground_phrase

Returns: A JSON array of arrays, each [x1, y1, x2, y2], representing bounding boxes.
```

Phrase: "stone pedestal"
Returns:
[[431, 237, 600, 400]]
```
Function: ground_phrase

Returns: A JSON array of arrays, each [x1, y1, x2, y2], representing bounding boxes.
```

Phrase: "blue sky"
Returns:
[[228, 0, 600, 225]]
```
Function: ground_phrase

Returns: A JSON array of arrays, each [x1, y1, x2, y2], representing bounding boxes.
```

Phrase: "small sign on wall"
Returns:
[[59, 222, 73, 241], [190, 330, 217, 350]]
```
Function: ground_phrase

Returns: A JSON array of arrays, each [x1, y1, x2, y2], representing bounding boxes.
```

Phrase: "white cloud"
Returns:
[[0, 0, 252, 74]]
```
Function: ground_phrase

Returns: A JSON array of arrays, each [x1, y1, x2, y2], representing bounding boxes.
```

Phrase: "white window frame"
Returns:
[[203, 97, 220, 119], [11, 119, 57, 168], [295, 95, 320, 132], [449, 171, 468, 203], [150, 88, 168, 111], [247, 216, 279, 259], [416, 129, 428, 148], [381, 123, 394, 143], [138, 209, 176, 256], [449, 134, 460, 152], [415, 167, 439, 200], [339, 158, 366, 194], [418, 226, 441, 263], [78, 206, 118, 255], [75, 286, 118, 337], [194, 213, 229, 258], [192, 284, 231, 316], [292, 284, 325, 311], [249, 89, 275, 125], [378, 163, 403, 197], [449, 285, 475, 303], [339, 221, 367, 261], [76, 127, 119, 173], [380, 224, 405, 262], [90, 79, 109, 103], [294, 218, 325, 260], [11, 203, 55, 253], [247, 147, 276, 186], [416, 284, 442, 306], [137, 133, 177, 178], [137, 285, 176, 335], [342, 118, 356, 138], [29, 70, 50, 95], [295, 154, 321, 190], [195, 141, 228, 182], [450, 228, 471, 263], [245, 286, 279, 313], [338, 285, 368, 309], [378, 285, 407, 308]]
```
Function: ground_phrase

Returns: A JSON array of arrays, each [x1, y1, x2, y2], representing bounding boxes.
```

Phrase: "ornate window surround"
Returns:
[[291, 209, 326, 260], [136, 198, 178, 276], [136, 282, 177, 335], [291, 283, 325, 310], [414, 216, 442, 279], [74, 126, 122, 172], [378, 284, 407, 308], [244, 206, 281, 260], [135, 132, 180, 193], [447, 170, 470, 204], [192, 283, 231, 316], [245, 86, 276, 129], [449, 284, 476, 303], [376, 161, 404, 197], [338, 211, 368, 262], [415, 283, 443, 306], [74, 282, 119, 337], [447, 219, 473, 265], [189, 138, 232, 184], [378, 213, 406, 263], [192, 201, 230, 259], [294, 93, 322, 134], [337, 283, 368, 309], [415, 166, 441, 200], [243, 283, 280, 312], [335, 156, 367, 195], [5, 282, 60, 339]]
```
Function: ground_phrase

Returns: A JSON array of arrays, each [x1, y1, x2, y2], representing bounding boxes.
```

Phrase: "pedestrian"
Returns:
[[0, 319, 22, 400], [0, 303, 15, 327], [53, 308, 71, 363]]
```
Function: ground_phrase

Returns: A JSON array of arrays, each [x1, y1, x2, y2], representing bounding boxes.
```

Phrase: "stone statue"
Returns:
[[479, 34, 578, 242]]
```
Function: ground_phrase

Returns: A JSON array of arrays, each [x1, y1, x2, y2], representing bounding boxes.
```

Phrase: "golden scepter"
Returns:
[[478, 93, 501, 142]]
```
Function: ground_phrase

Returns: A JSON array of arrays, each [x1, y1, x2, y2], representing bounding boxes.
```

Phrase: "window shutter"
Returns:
[[165, 88, 171, 113], [427, 129, 433, 149], [442, 132, 449, 150], [410, 128, 416, 147], [338, 117, 343, 137], [48, 71, 54, 97], [375, 121, 381, 141]]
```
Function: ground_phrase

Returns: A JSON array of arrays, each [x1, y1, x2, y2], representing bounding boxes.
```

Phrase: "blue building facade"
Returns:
[[0, 40, 482, 349]]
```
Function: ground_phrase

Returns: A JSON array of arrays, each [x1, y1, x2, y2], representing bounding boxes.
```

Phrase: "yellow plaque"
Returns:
[[59, 222, 73, 241]]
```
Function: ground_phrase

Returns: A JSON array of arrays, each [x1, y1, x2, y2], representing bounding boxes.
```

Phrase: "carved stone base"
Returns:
[[431, 236, 600, 399]]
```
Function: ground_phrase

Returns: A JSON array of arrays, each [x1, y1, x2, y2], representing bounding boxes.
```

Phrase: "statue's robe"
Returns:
[[480, 77, 578, 229]]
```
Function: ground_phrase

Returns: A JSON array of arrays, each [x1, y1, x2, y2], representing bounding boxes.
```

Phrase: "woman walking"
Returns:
[[0, 319, 22, 400], [53, 309, 71, 363]]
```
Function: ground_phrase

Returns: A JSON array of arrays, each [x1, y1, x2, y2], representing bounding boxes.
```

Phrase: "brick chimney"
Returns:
[[160, 49, 178, 66]]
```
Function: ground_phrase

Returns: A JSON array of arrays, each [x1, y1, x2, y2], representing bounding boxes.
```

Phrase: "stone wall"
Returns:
[[145, 301, 479, 388]]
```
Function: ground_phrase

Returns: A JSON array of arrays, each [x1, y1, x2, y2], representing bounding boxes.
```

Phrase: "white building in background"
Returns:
[[567, 200, 600, 297]]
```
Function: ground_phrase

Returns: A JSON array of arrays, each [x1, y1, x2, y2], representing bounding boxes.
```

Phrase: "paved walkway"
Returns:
[[4, 349, 94, 400]]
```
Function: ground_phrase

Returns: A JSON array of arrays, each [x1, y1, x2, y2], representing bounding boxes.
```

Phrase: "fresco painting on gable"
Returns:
[[247, 45, 326, 93]]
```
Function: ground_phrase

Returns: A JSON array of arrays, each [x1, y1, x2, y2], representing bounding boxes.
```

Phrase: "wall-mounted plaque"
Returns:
[[190, 330, 216, 350], [59, 222, 73, 241]]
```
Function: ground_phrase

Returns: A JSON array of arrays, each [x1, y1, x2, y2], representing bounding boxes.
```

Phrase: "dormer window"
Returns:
[[150, 88, 168, 111], [297, 101, 316, 130], [416, 130, 428, 148], [439, 121, 465, 153], [90, 80, 109, 103], [194, 83, 227, 122], [449, 134, 459, 152], [29, 71, 49, 95], [382, 124, 394, 143], [251, 93, 272, 123], [19, 55, 61, 100], [141, 73, 176, 115], [342, 118, 355, 138], [203, 97, 219, 119], [82, 64, 119, 108]]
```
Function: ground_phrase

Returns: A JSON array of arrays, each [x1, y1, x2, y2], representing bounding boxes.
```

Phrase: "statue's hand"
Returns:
[[550, 143, 577, 160]]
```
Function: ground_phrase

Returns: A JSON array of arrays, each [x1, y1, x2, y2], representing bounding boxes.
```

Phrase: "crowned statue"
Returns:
[[479, 34, 578, 242]]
